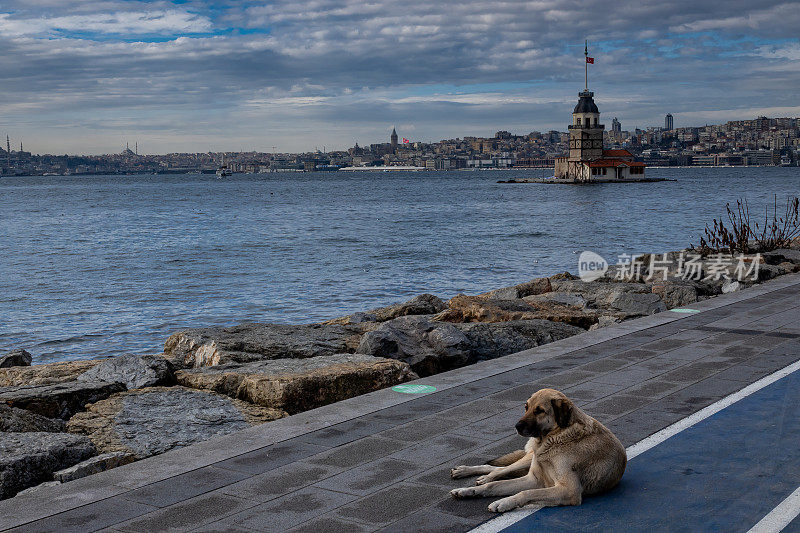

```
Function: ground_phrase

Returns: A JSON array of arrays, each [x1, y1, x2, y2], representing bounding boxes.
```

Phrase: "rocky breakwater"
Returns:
[[3, 244, 799, 499]]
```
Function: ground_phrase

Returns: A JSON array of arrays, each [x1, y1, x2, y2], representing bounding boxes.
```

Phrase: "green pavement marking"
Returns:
[[670, 308, 701, 314], [392, 384, 437, 394]]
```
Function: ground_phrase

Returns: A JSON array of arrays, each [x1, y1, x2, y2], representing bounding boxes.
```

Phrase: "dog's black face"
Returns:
[[516, 389, 573, 439]]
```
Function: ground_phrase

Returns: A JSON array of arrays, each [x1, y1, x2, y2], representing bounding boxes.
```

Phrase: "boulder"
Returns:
[[0, 432, 95, 499], [609, 292, 667, 317], [478, 278, 552, 300], [436, 294, 599, 329], [53, 451, 136, 483], [0, 349, 32, 368], [453, 320, 583, 362], [176, 354, 417, 414], [356, 316, 473, 376], [0, 359, 102, 387], [763, 248, 800, 266], [164, 323, 369, 368], [357, 316, 581, 376], [326, 294, 447, 325], [547, 279, 666, 317], [524, 292, 588, 309], [0, 381, 125, 420], [0, 404, 65, 433], [77, 354, 174, 390], [66, 386, 286, 459], [650, 280, 700, 309]]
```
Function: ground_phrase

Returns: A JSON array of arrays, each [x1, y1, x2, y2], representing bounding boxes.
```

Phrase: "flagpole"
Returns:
[[585, 40, 588, 91]]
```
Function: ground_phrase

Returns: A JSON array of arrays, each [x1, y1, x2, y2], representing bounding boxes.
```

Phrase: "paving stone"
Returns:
[[593, 366, 661, 387], [535, 370, 598, 389], [221, 461, 342, 502], [224, 487, 358, 531], [377, 508, 477, 532], [114, 492, 258, 532], [333, 483, 445, 526], [390, 433, 492, 467], [619, 378, 685, 400], [306, 436, 408, 468], [298, 417, 395, 447], [436, 492, 494, 520], [655, 377, 746, 414], [448, 408, 520, 440], [562, 379, 631, 404], [314, 457, 422, 496], [658, 360, 728, 383], [214, 439, 329, 475], [709, 363, 774, 383], [606, 407, 684, 447], [583, 394, 654, 420], [377, 413, 462, 443], [123, 466, 249, 508], [288, 516, 376, 533], [5, 496, 157, 533]]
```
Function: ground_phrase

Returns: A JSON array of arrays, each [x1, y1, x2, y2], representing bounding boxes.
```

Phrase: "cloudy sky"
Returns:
[[1, 1, 799, 154]]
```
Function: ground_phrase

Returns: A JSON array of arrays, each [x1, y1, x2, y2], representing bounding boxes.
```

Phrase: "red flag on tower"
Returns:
[[586, 57, 594, 64], [403, 138, 410, 143]]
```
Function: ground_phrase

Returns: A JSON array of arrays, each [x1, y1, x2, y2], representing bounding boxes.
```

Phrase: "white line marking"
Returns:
[[747, 486, 800, 533], [470, 359, 800, 533]]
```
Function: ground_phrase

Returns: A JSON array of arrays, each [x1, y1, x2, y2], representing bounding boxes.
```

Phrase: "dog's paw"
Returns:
[[450, 466, 472, 479], [475, 474, 494, 485], [488, 497, 519, 513], [450, 487, 479, 499]]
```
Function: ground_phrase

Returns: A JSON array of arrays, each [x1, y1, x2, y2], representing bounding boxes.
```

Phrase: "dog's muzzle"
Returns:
[[515, 420, 540, 438]]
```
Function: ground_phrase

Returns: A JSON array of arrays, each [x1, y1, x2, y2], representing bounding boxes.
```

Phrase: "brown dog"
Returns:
[[450, 388, 627, 513]]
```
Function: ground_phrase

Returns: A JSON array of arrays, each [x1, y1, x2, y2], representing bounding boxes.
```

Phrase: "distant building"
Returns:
[[390, 127, 398, 153], [612, 117, 621, 134], [665, 113, 674, 131]]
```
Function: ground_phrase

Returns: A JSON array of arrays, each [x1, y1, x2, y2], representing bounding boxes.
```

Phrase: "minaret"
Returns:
[[390, 127, 398, 153]]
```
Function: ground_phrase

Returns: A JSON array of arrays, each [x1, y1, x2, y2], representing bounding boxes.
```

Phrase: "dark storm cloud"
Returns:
[[0, 0, 798, 153]]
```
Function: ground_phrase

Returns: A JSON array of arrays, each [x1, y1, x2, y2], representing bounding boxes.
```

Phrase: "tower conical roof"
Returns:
[[573, 91, 599, 114]]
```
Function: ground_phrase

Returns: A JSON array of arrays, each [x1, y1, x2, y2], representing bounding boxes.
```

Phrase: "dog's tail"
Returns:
[[488, 449, 526, 467]]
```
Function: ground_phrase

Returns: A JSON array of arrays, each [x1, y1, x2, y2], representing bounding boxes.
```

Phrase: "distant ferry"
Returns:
[[216, 154, 232, 178]]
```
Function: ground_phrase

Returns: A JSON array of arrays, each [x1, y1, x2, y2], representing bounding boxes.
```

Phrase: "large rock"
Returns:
[[77, 354, 174, 390], [651, 280, 700, 309], [0, 404, 65, 433], [176, 354, 417, 414], [66, 386, 286, 459], [164, 323, 369, 368], [478, 278, 552, 300], [454, 320, 583, 361], [0, 349, 32, 368], [0, 381, 124, 420], [0, 359, 101, 387], [0, 432, 95, 499], [326, 294, 447, 325], [53, 451, 136, 483], [357, 316, 473, 376], [763, 248, 800, 266], [435, 295, 599, 329], [609, 292, 667, 316], [357, 316, 581, 376]]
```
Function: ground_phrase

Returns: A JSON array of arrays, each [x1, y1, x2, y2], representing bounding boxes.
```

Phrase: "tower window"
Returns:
[[594, 117, 598, 126], [576, 117, 581, 125]]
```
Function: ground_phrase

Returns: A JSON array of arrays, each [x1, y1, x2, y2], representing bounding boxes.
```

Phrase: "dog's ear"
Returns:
[[551, 398, 573, 428]]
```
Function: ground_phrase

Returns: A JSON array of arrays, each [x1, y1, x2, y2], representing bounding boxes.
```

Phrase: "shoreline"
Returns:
[[2, 244, 800, 499]]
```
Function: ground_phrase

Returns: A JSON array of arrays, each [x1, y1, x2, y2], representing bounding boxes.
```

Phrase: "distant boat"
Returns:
[[216, 154, 232, 178]]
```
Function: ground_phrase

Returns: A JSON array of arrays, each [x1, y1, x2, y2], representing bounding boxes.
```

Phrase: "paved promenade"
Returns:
[[2, 273, 800, 532]]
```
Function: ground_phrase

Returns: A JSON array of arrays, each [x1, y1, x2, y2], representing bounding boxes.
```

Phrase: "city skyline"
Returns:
[[1, 1, 799, 154]]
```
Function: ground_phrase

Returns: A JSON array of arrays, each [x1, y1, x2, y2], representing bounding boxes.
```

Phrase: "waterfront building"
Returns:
[[665, 113, 674, 131], [553, 45, 646, 181]]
